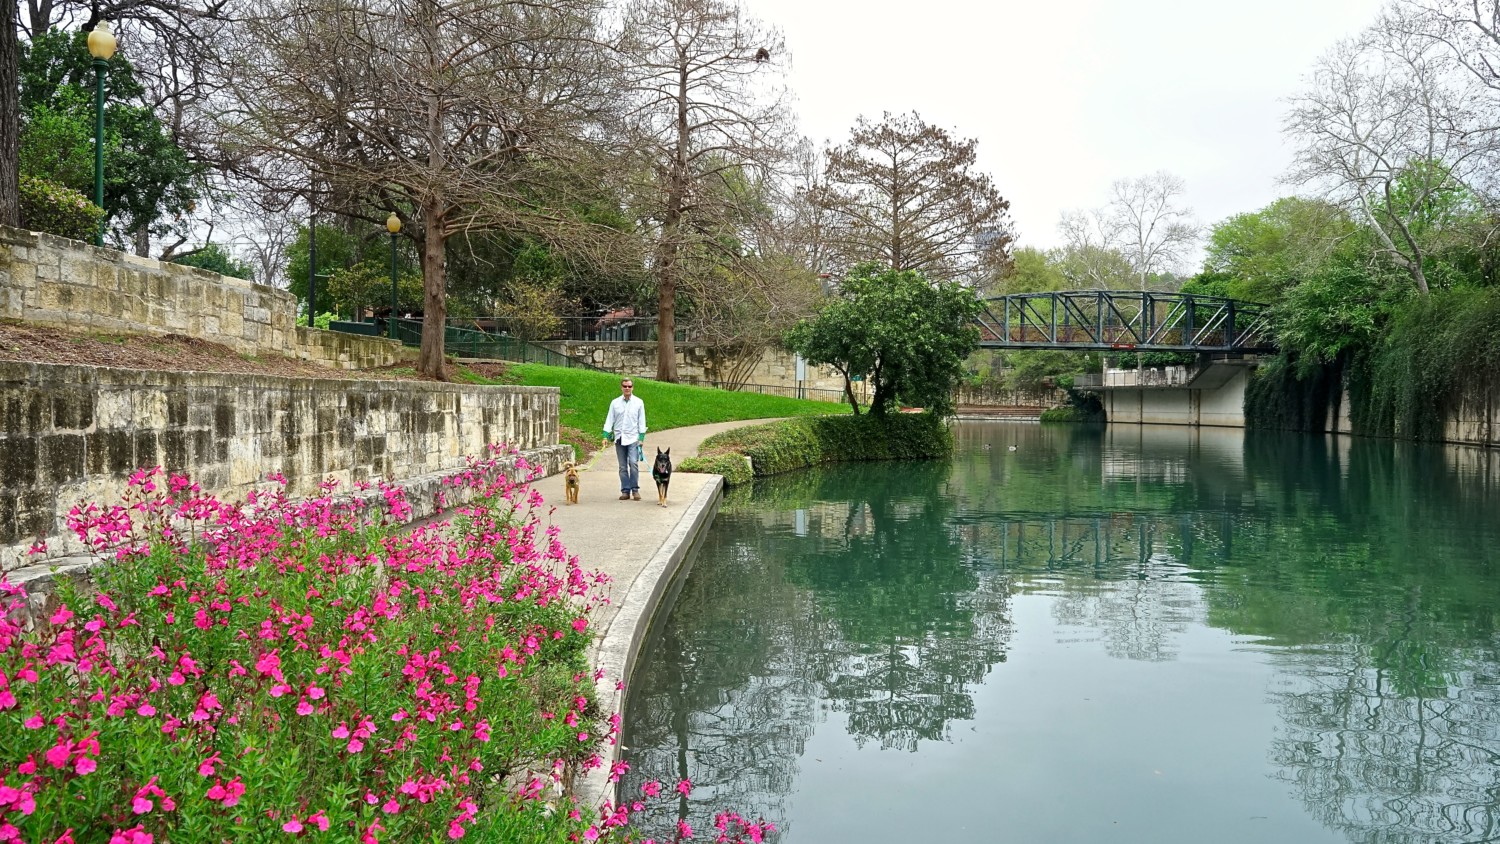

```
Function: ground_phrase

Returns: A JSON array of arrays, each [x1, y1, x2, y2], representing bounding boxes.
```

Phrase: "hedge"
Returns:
[[678, 412, 952, 484]]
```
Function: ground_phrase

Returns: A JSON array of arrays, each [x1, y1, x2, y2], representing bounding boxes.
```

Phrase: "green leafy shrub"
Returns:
[[1040, 402, 1105, 423], [692, 413, 952, 484], [295, 310, 337, 330], [678, 452, 754, 485], [19, 174, 104, 242]]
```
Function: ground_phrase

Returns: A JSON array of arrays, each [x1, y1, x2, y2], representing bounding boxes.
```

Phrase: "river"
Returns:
[[620, 421, 1500, 844]]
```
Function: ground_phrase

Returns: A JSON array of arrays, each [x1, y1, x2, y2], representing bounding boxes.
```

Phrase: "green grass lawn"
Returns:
[[458, 362, 849, 432]]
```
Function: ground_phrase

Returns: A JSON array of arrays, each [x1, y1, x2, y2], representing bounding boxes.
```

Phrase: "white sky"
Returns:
[[747, 0, 1384, 259]]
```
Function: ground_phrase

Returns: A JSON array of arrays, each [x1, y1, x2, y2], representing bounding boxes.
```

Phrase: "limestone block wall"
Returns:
[[954, 384, 1068, 408], [551, 341, 868, 403], [0, 361, 569, 572], [0, 225, 412, 370]]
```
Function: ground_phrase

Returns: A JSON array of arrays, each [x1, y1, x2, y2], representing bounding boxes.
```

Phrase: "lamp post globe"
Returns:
[[387, 213, 401, 340], [87, 22, 116, 247]]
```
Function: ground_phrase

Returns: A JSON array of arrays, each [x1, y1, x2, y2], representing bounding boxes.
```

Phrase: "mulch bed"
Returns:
[[0, 320, 456, 381]]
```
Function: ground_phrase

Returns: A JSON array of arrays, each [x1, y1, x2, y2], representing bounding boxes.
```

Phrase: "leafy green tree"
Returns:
[[1204, 197, 1356, 303], [171, 244, 254, 280], [787, 264, 982, 416], [19, 29, 201, 251], [990, 246, 1068, 295], [284, 223, 365, 315], [1274, 262, 1405, 367]]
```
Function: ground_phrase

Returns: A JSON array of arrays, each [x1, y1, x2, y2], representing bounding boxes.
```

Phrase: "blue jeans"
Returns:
[[615, 441, 640, 492]]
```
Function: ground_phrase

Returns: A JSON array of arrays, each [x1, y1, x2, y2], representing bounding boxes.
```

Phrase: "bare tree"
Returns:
[[224, 0, 624, 378], [1106, 171, 1198, 291], [817, 111, 1013, 281], [1055, 207, 1135, 289], [617, 0, 791, 382], [1284, 19, 1490, 296], [757, 138, 835, 276]]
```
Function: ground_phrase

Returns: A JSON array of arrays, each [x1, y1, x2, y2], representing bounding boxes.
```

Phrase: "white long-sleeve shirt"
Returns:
[[603, 395, 647, 446]]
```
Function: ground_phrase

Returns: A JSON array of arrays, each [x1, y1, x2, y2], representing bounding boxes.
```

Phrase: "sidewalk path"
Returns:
[[542, 418, 781, 809]]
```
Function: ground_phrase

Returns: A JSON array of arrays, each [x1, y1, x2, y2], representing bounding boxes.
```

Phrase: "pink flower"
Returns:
[[74, 756, 96, 775], [676, 778, 693, 797], [282, 819, 304, 834]]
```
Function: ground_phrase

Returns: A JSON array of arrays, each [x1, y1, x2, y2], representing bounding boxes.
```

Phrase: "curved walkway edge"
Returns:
[[548, 418, 783, 810], [572, 475, 722, 810]]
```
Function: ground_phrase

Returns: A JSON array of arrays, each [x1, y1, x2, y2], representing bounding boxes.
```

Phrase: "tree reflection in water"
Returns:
[[622, 422, 1500, 843]]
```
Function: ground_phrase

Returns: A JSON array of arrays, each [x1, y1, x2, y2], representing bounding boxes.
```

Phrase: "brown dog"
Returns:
[[563, 462, 580, 505]]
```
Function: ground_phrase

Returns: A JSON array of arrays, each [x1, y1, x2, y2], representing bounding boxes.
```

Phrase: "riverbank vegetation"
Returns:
[[0, 457, 772, 843], [462, 362, 848, 460], [680, 413, 953, 484]]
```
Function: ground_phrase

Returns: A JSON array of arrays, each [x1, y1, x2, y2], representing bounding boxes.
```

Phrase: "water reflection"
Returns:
[[622, 423, 1500, 843]]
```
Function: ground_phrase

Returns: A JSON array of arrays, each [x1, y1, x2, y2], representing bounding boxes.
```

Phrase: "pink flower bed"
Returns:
[[0, 450, 772, 844]]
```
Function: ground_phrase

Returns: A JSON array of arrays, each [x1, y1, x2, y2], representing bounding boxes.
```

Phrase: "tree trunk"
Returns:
[[655, 252, 677, 382], [134, 222, 151, 257], [418, 195, 448, 380], [0, 0, 19, 229], [842, 372, 861, 415]]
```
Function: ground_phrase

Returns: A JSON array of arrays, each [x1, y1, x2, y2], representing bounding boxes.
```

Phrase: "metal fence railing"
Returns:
[[388, 319, 608, 371]]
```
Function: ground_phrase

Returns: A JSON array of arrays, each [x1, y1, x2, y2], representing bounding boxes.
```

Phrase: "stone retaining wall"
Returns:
[[0, 361, 570, 572], [0, 225, 412, 370], [954, 383, 1068, 408], [549, 341, 868, 403]]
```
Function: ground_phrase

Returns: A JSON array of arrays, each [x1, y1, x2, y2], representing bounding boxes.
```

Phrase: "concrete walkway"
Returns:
[[541, 418, 780, 809]]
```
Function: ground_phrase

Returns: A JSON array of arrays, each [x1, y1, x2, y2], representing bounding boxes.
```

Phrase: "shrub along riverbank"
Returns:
[[679, 412, 953, 485], [1247, 286, 1500, 441], [0, 455, 771, 843]]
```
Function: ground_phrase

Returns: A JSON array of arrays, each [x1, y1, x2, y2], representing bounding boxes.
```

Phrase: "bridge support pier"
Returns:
[[1099, 364, 1251, 428]]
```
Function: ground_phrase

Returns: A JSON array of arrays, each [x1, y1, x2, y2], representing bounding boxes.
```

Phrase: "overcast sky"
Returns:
[[747, 0, 1385, 262]]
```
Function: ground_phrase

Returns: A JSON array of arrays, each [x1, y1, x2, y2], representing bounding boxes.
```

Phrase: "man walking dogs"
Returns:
[[602, 378, 647, 501]]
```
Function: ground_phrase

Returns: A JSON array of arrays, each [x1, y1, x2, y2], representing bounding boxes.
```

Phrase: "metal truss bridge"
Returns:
[[975, 291, 1275, 353]]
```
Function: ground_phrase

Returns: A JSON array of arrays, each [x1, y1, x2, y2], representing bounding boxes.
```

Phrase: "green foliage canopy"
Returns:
[[786, 264, 982, 416], [172, 244, 255, 281], [19, 30, 202, 244]]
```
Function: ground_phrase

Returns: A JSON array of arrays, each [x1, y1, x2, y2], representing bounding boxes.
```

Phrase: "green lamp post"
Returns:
[[386, 212, 401, 340], [86, 21, 117, 247]]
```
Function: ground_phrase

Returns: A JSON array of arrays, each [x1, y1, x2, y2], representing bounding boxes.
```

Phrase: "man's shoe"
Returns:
[[619, 493, 630, 500], [631, 491, 641, 501]]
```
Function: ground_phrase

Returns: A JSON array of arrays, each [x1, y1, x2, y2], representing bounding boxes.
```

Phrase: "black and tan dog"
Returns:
[[651, 447, 672, 507], [562, 461, 580, 505]]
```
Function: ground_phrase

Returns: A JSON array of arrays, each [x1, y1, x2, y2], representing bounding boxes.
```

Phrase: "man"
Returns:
[[601, 378, 647, 501]]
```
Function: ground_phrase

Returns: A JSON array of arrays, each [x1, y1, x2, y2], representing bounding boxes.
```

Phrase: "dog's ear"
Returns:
[[656, 447, 663, 455], [664, 447, 670, 456]]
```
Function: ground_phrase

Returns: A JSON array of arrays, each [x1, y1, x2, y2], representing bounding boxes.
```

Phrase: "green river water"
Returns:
[[620, 422, 1500, 843]]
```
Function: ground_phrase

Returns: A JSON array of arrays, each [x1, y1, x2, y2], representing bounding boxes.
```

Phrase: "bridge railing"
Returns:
[[976, 290, 1274, 353]]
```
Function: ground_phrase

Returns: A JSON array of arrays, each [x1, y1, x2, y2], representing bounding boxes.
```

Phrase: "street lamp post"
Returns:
[[387, 213, 401, 339], [86, 21, 116, 247]]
